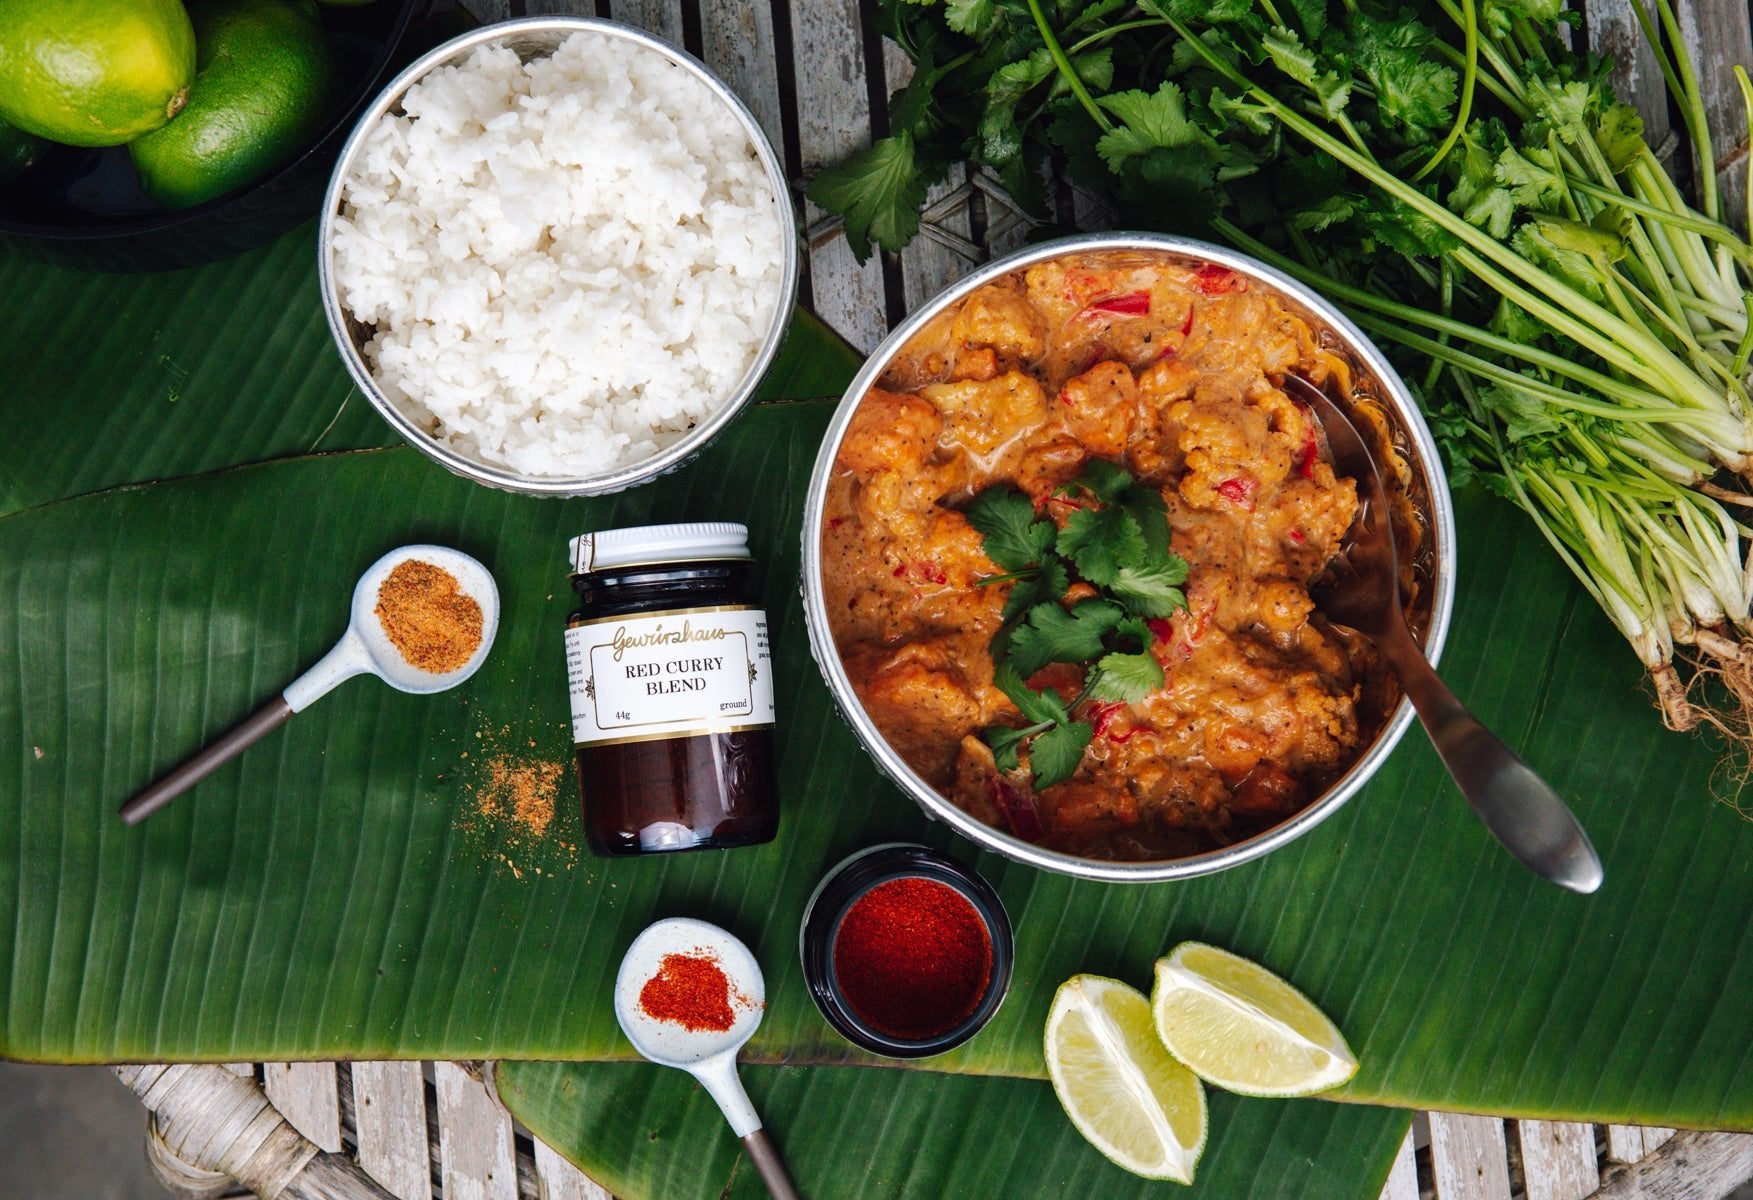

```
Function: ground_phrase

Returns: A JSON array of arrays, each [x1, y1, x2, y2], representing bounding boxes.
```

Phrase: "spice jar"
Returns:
[[565, 523, 778, 856], [799, 843, 1014, 1058]]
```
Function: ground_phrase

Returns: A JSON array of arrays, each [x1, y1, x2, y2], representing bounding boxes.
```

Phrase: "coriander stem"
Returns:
[[1024, 0, 1112, 133], [1065, 18, 1169, 57], [1412, 0, 1477, 181]]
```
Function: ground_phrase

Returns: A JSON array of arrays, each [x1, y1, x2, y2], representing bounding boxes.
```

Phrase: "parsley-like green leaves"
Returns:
[[805, 133, 931, 262], [1007, 599, 1123, 678], [966, 486, 1054, 572], [968, 462, 1190, 794]]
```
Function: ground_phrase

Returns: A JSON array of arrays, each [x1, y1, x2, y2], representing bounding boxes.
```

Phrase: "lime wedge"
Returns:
[[1045, 974, 1207, 1183], [1151, 942, 1358, 1097]]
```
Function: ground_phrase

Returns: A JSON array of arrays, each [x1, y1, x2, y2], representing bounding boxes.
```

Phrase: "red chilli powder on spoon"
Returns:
[[638, 950, 738, 1033], [832, 877, 993, 1040]]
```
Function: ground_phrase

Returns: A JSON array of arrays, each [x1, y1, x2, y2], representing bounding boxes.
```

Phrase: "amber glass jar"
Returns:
[[565, 523, 778, 856]]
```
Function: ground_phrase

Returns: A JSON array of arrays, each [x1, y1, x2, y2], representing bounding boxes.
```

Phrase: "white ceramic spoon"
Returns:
[[614, 918, 801, 1200], [120, 544, 499, 825]]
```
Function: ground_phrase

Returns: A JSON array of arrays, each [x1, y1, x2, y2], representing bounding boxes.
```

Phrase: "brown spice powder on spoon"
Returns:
[[376, 560, 484, 673]]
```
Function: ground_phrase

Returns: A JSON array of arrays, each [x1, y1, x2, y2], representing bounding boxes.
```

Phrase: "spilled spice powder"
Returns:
[[375, 559, 483, 673], [637, 950, 738, 1032], [477, 755, 564, 837]]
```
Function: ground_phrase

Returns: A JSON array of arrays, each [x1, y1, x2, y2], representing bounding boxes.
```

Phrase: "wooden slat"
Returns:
[[1377, 1126, 1420, 1200], [1428, 1112, 1512, 1200], [533, 1137, 614, 1200], [975, 167, 1040, 260], [1518, 1120, 1600, 1200], [435, 1062, 518, 1200], [1586, 0, 1673, 156], [1589, 1130, 1753, 1199], [1605, 1124, 1648, 1164], [607, 0, 684, 46], [464, 0, 515, 21], [1674, 0, 1753, 223], [1642, 1125, 1677, 1153], [263, 1062, 342, 1154], [222, 1062, 254, 1077], [352, 1062, 433, 1200], [698, 0, 785, 155], [794, 0, 889, 352]]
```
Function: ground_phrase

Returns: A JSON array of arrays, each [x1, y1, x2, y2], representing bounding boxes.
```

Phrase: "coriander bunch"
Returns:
[[968, 462, 1189, 790]]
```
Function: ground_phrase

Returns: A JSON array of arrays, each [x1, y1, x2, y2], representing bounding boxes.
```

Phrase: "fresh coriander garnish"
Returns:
[[967, 463, 1189, 793]]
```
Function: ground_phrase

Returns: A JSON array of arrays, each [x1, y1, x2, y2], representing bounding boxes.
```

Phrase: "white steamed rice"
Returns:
[[329, 32, 787, 478]]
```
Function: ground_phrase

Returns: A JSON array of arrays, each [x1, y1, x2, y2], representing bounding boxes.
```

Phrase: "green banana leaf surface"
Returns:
[[3, 224, 1752, 1200]]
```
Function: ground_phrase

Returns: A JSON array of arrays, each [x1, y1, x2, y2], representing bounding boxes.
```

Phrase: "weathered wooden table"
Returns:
[[120, 0, 1753, 1196]]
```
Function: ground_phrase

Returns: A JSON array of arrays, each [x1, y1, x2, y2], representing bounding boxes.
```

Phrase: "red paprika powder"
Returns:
[[638, 951, 736, 1032], [832, 876, 994, 1041]]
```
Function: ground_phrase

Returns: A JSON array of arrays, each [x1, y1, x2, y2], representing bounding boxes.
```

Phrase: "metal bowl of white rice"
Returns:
[[318, 17, 799, 496]]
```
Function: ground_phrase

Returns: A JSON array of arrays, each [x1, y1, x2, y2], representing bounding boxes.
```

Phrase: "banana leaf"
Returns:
[[3, 226, 1752, 1200], [0, 222, 858, 516], [494, 1061, 1413, 1200]]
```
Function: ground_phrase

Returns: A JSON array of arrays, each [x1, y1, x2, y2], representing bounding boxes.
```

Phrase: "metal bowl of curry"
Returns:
[[800, 233, 1456, 883]]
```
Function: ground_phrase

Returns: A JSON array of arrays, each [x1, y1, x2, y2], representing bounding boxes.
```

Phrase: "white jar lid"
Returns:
[[569, 522, 751, 574]]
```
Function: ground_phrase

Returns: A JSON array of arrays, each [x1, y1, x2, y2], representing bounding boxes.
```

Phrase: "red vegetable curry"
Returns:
[[821, 251, 1390, 861]]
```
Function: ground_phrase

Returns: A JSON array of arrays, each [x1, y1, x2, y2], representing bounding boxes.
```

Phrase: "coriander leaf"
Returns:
[[1524, 77, 1595, 143], [1001, 557, 1070, 626], [1533, 213, 1626, 264], [1593, 103, 1644, 173], [1109, 559, 1190, 618], [1291, 195, 1357, 232], [1119, 488, 1171, 561], [993, 662, 1070, 727], [1478, 383, 1564, 443], [1114, 616, 1156, 650], [1261, 26, 1351, 120], [1208, 88, 1277, 136], [1089, 650, 1165, 702], [1355, 194, 1461, 257], [1141, 0, 1255, 24], [1058, 505, 1146, 585], [1495, 144, 1565, 209], [1007, 598, 1124, 678], [1063, 49, 1115, 96], [1062, 458, 1133, 504], [1095, 82, 1212, 172], [966, 485, 1056, 572], [945, 0, 999, 38], [1028, 720, 1093, 790], [1346, 11, 1455, 141], [1285, 0, 1327, 39], [982, 724, 1031, 774], [807, 133, 929, 262]]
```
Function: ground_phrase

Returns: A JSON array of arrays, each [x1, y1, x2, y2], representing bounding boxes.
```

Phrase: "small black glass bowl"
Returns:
[[799, 842, 1014, 1059], [0, 0, 451, 273]]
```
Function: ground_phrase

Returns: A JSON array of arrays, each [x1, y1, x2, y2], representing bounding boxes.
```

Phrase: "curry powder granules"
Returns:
[[375, 559, 483, 673]]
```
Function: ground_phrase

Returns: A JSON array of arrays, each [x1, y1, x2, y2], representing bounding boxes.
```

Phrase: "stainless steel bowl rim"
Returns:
[[317, 16, 801, 498], [800, 231, 1457, 884]]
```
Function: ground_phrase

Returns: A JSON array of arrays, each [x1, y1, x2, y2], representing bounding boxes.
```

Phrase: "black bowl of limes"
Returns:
[[0, 0, 463, 272]]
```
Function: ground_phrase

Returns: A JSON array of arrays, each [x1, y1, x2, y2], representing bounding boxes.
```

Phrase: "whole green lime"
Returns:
[[0, 116, 44, 185], [129, 0, 338, 211], [0, 0, 196, 146]]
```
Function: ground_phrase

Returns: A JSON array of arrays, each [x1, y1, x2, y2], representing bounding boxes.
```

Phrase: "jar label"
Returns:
[[566, 605, 776, 747]]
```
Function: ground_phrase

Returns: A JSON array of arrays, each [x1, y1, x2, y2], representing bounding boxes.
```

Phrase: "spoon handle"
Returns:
[[741, 1130, 803, 1200], [118, 697, 294, 825], [1382, 626, 1603, 893]]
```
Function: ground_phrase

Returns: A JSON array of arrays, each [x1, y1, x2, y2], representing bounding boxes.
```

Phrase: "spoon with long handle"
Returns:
[[1285, 375, 1603, 894], [615, 918, 802, 1200], [119, 545, 499, 825]]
